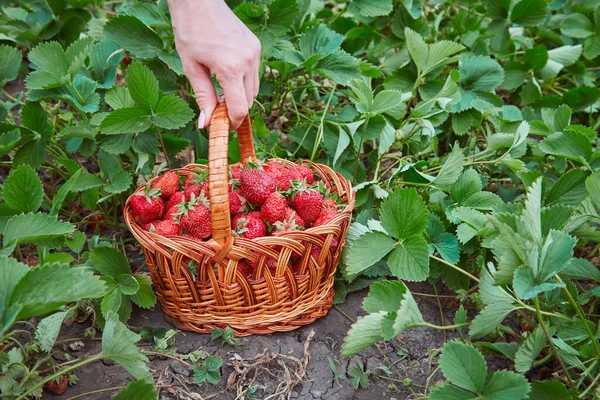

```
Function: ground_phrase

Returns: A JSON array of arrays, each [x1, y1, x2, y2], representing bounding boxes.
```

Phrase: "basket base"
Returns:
[[162, 291, 334, 337]]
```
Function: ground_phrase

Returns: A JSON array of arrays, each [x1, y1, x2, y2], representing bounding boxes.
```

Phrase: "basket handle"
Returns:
[[208, 101, 255, 245]]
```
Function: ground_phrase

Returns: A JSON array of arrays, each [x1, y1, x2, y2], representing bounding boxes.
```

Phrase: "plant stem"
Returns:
[[556, 275, 600, 361], [156, 126, 171, 169], [429, 255, 480, 283], [353, 116, 369, 182], [533, 297, 573, 388], [16, 355, 103, 400], [311, 84, 336, 161], [418, 322, 470, 330]]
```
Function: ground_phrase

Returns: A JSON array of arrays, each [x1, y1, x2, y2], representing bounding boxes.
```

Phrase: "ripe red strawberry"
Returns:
[[260, 192, 287, 225], [184, 168, 208, 188], [295, 164, 314, 184], [272, 208, 304, 234], [264, 161, 291, 191], [166, 191, 185, 212], [313, 208, 338, 227], [45, 374, 68, 395], [249, 257, 278, 274], [202, 180, 210, 196], [229, 190, 247, 215], [176, 194, 212, 239], [238, 260, 253, 277], [291, 187, 323, 223], [88, 215, 105, 230], [144, 219, 181, 236], [230, 166, 242, 180], [122, 54, 131, 66], [287, 166, 302, 182], [131, 185, 165, 224], [240, 168, 276, 205], [232, 211, 266, 239], [322, 198, 337, 209], [152, 170, 179, 199], [183, 184, 201, 201]]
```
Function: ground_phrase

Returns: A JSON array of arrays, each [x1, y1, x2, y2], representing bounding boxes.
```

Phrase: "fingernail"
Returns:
[[198, 110, 206, 129]]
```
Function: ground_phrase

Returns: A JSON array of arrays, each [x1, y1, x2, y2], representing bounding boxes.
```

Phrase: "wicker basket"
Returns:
[[124, 102, 355, 336]]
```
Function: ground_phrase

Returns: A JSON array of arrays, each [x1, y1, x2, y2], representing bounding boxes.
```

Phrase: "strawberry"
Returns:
[[131, 185, 165, 225], [45, 374, 68, 395], [237, 260, 253, 277], [176, 194, 212, 239], [264, 161, 292, 191], [272, 208, 304, 234], [230, 166, 242, 180], [88, 215, 105, 230], [229, 190, 248, 215], [291, 185, 323, 223], [287, 166, 302, 182], [260, 192, 287, 225], [249, 257, 278, 274], [184, 168, 208, 188], [202, 180, 210, 196], [144, 219, 181, 236], [183, 184, 201, 201], [232, 211, 266, 239], [122, 54, 131, 66], [152, 170, 179, 199], [181, 234, 204, 243], [166, 191, 185, 212], [322, 198, 337, 209], [295, 164, 314, 184], [313, 208, 338, 227], [240, 168, 276, 205]]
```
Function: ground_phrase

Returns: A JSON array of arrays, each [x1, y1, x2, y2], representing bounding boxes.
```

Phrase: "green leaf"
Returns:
[[104, 15, 164, 59], [26, 42, 69, 90], [379, 188, 428, 239], [538, 230, 576, 281], [587, 172, 600, 209], [561, 258, 600, 282], [204, 355, 223, 371], [342, 312, 385, 357], [2, 164, 43, 213], [563, 86, 600, 111], [299, 24, 343, 57], [11, 263, 106, 319], [439, 340, 487, 393], [91, 247, 131, 278], [469, 302, 516, 339], [28, 75, 101, 113], [115, 380, 157, 400], [0, 256, 28, 327], [131, 275, 156, 309], [540, 45, 582, 80], [126, 3, 171, 29], [434, 145, 465, 188], [539, 130, 592, 162], [513, 266, 564, 300], [100, 107, 152, 134], [127, 62, 159, 112], [484, 370, 530, 400], [66, 231, 86, 254], [370, 90, 404, 115], [3, 213, 74, 248], [90, 40, 121, 89], [0, 128, 21, 155], [151, 95, 195, 129], [347, 0, 393, 17], [524, 46, 548, 71], [0, 45, 22, 87], [561, 13, 594, 38], [118, 274, 140, 296], [429, 385, 475, 400], [346, 232, 396, 276], [363, 280, 409, 313], [459, 55, 504, 91], [35, 311, 67, 353], [426, 41, 465, 72], [545, 168, 590, 205], [268, 0, 299, 34], [65, 37, 95, 77], [105, 171, 133, 194], [50, 169, 83, 216], [404, 28, 428, 74], [101, 312, 151, 380], [515, 326, 546, 373], [315, 50, 361, 85], [21, 102, 51, 137], [387, 235, 429, 281], [105, 86, 135, 110], [527, 380, 570, 400], [510, 0, 548, 26]]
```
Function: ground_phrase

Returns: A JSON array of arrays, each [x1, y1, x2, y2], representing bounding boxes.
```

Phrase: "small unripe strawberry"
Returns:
[[131, 185, 165, 224], [232, 211, 266, 239], [240, 168, 276, 205], [152, 170, 179, 199], [260, 192, 287, 225]]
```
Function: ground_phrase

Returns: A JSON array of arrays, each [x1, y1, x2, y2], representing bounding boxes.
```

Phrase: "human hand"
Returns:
[[167, 0, 261, 129]]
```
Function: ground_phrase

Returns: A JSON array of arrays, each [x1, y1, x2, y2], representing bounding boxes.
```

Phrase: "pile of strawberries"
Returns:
[[130, 161, 343, 255]]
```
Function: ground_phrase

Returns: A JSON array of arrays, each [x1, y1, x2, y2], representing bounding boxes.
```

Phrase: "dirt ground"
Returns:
[[40, 280, 511, 400]]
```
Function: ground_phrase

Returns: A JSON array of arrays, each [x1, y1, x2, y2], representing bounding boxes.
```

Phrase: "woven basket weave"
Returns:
[[124, 102, 355, 335]]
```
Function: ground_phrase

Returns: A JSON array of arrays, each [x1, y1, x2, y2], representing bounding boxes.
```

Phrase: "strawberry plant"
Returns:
[[0, 0, 599, 398]]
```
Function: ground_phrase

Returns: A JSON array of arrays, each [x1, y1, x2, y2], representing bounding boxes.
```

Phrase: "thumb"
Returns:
[[185, 62, 217, 129]]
